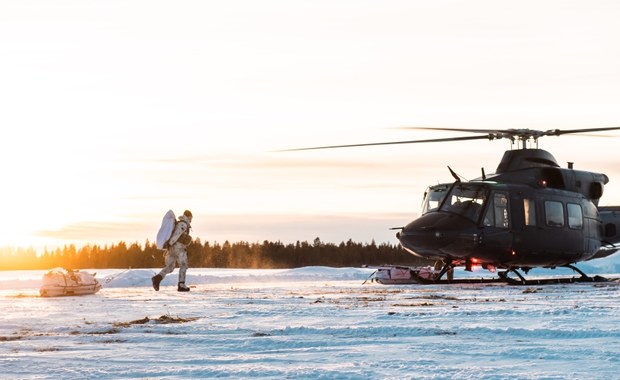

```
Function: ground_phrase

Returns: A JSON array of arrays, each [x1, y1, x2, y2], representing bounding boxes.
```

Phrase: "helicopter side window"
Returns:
[[567, 203, 583, 229], [483, 192, 509, 228], [523, 198, 536, 226], [545, 201, 565, 228]]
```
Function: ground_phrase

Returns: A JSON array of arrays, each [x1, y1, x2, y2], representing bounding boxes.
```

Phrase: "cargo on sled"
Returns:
[[369, 265, 440, 284], [39, 268, 102, 297]]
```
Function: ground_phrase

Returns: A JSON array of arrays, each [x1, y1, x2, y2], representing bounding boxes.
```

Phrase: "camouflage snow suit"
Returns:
[[158, 214, 191, 284]]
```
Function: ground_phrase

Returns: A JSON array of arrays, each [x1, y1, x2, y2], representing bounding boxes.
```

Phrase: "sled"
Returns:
[[369, 265, 438, 284], [39, 268, 102, 297]]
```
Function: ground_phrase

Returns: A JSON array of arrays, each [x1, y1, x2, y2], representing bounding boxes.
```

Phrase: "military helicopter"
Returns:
[[286, 126, 620, 284]]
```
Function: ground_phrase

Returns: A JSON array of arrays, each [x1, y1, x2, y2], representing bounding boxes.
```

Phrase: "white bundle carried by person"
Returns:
[[156, 210, 177, 249]]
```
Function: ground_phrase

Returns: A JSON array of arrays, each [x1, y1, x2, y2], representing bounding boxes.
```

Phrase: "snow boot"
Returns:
[[178, 282, 190, 292], [152, 274, 162, 291]]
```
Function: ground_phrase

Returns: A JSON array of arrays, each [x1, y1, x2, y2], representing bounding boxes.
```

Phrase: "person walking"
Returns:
[[152, 210, 193, 292]]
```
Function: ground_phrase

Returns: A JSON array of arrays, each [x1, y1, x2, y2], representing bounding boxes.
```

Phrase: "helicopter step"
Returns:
[[365, 264, 614, 286]]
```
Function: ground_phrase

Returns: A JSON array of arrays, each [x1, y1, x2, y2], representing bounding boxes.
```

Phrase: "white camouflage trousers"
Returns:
[[158, 244, 188, 284]]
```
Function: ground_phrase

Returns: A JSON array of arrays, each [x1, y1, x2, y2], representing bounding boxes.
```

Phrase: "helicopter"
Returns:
[[286, 126, 620, 284]]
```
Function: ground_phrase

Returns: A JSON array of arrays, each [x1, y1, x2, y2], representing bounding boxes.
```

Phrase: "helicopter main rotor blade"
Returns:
[[397, 126, 620, 142], [397, 126, 620, 137], [546, 126, 620, 136], [568, 133, 620, 138], [279, 135, 491, 152], [396, 127, 506, 134], [279, 126, 620, 152]]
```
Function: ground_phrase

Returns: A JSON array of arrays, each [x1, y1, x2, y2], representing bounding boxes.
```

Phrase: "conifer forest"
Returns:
[[0, 238, 431, 271]]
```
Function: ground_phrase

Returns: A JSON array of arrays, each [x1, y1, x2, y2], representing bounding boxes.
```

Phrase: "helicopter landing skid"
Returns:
[[368, 264, 613, 286], [497, 265, 611, 286]]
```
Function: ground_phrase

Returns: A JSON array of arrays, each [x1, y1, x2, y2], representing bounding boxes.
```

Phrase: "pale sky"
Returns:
[[2, 0, 620, 249]]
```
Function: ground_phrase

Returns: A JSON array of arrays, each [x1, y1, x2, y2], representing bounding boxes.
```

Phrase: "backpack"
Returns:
[[156, 210, 177, 249]]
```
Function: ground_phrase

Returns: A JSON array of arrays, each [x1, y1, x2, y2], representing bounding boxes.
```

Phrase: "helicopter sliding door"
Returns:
[[510, 191, 585, 265], [540, 198, 584, 263]]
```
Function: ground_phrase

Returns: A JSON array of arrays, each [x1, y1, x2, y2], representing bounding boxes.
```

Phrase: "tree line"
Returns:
[[0, 238, 432, 271]]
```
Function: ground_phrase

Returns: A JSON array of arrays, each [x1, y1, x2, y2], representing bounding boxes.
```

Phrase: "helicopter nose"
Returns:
[[397, 212, 479, 257]]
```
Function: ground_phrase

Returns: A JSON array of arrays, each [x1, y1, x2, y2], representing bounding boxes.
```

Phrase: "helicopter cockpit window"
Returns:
[[567, 203, 583, 229], [483, 192, 510, 228], [421, 185, 449, 214], [545, 201, 565, 228], [439, 184, 488, 223]]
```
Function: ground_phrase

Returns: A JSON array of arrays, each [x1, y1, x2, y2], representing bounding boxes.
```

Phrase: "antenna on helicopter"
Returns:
[[447, 166, 461, 182]]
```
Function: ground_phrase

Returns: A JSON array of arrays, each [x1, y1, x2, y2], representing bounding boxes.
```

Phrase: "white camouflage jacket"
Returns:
[[168, 215, 191, 247]]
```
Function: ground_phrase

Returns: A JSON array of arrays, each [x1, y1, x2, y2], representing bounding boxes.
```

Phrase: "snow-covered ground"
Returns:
[[2, 257, 620, 379]]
